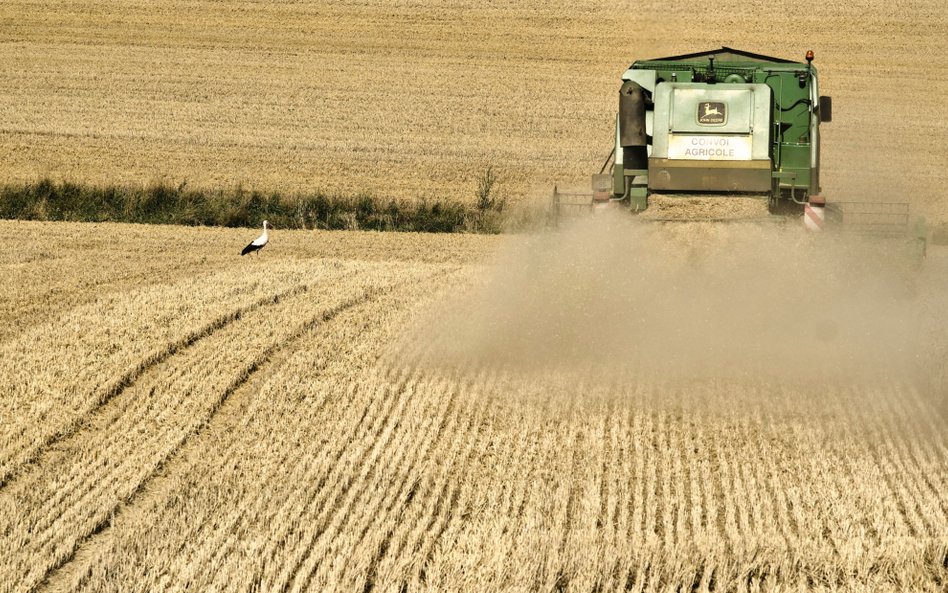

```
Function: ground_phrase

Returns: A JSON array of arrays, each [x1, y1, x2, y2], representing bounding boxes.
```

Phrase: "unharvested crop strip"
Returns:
[[205, 372, 417, 589], [612, 402, 634, 554], [861, 407, 924, 537], [2, 259, 191, 336], [698, 409, 726, 541], [673, 413, 694, 538], [37, 284, 386, 588], [319, 371, 474, 589], [643, 412, 660, 542], [627, 408, 647, 543], [558, 429, 583, 555], [708, 419, 737, 545], [357, 435, 455, 590], [417, 397, 533, 589], [260, 374, 411, 577], [832, 408, 889, 547], [206, 276, 462, 587], [261, 374, 419, 589], [683, 412, 707, 537], [596, 410, 613, 541], [22, 292, 348, 592], [881, 437, 940, 536], [883, 384, 948, 523], [655, 412, 673, 546], [125, 290, 434, 592]]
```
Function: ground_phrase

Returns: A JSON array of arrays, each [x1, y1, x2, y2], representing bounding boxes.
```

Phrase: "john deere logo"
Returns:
[[697, 102, 727, 125]]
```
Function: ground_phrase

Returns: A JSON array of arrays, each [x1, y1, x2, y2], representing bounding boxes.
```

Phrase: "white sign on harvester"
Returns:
[[668, 135, 753, 161]]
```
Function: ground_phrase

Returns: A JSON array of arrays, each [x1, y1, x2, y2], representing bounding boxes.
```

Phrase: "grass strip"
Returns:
[[0, 179, 506, 233]]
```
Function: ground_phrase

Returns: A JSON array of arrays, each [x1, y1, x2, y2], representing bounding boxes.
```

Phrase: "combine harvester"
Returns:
[[553, 47, 927, 253]]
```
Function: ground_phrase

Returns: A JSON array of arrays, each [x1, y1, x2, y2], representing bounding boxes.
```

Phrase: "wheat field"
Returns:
[[2, 1, 947, 590], [1, 219, 946, 592], [0, 0, 946, 220]]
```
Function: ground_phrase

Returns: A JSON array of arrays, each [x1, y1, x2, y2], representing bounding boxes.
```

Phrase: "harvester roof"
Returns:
[[632, 47, 805, 68]]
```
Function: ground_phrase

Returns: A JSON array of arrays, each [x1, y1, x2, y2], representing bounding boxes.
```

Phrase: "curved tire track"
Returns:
[[0, 283, 308, 490], [28, 283, 393, 593], [31, 269, 454, 593]]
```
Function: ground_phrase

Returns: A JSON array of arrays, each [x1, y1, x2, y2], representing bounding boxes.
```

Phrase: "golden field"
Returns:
[[2, 2, 948, 589], [1, 219, 946, 592], [0, 0, 946, 219]]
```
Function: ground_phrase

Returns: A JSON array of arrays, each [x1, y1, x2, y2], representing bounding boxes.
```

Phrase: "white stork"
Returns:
[[241, 220, 269, 256]]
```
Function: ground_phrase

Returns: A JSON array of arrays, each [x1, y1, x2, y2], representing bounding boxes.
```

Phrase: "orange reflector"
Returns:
[[804, 203, 824, 231]]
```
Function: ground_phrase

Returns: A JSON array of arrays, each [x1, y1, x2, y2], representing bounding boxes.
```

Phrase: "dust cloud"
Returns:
[[415, 213, 948, 394]]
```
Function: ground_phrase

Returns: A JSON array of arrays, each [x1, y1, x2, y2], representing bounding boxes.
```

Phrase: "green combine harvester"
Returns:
[[610, 47, 829, 214], [553, 47, 927, 250]]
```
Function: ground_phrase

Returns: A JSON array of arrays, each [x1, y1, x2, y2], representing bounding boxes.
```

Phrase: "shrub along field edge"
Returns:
[[0, 179, 508, 233], [4, 178, 944, 243]]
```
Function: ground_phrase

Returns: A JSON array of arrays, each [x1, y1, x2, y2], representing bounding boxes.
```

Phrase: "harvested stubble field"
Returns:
[[2, 0, 948, 589], [1, 0, 947, 222], [1, 218, 946, 592]]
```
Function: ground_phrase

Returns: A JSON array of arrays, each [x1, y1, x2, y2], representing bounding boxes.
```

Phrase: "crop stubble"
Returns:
[[1, 220, 946, 592]]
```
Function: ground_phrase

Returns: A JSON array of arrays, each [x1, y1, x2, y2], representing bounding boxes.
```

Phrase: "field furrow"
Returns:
[[288, 375, 446, 592]]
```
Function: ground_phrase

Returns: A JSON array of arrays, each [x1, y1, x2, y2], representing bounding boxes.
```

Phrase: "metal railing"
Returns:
[[824, 201, 911, 236], [551, 186, 594, 224]]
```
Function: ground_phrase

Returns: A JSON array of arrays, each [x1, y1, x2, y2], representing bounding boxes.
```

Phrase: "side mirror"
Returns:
[[819, 95, 832, 123]]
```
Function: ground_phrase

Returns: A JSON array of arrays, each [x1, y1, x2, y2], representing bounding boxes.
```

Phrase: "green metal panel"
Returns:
[[630, 187, 648, 211], [776, 144, 811, 190]]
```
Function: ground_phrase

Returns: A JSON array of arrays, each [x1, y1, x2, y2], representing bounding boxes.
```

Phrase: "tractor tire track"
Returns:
[[35, 267, 455, 593], [0, 283, 308, 491], [15, 278, 405, 593]]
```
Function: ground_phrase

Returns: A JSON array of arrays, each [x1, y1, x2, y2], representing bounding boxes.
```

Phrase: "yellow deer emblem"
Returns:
[[702, 103, 722, 118]]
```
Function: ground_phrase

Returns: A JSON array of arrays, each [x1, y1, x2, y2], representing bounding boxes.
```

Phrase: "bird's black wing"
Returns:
[[241, 242, 259, 256]]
